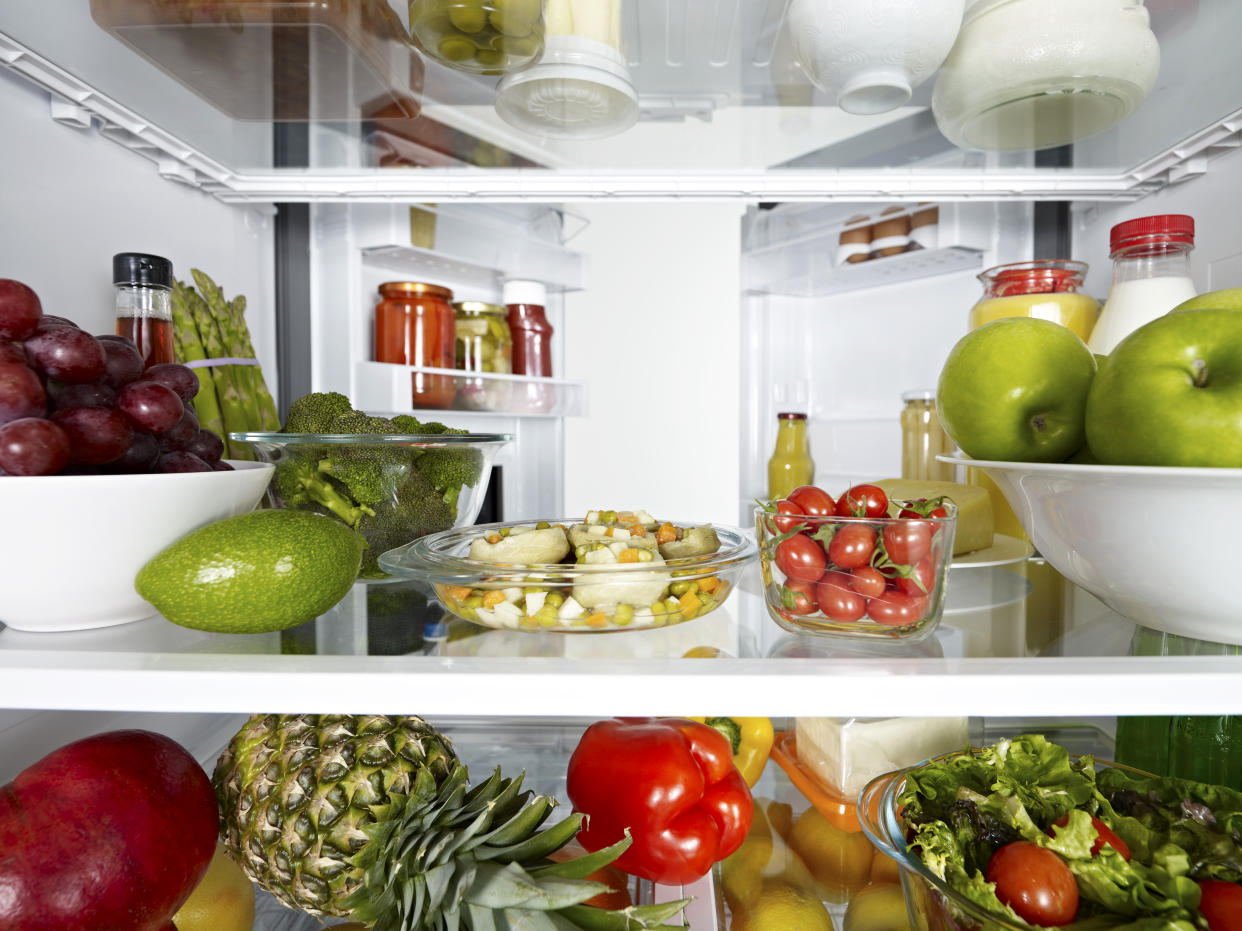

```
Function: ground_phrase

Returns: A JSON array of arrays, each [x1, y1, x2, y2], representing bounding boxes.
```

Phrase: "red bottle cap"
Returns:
[[1110, 214, 1195, 254], [778, 412, 807, 420]]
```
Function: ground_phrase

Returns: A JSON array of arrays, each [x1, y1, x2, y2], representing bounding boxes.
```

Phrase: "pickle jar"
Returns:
[[410, 0, 546, 75], [454, 300, 512, 411], [374, 281, 457, 409]]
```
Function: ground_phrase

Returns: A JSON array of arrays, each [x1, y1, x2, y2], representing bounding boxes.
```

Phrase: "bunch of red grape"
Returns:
[[0, 279, 229, 477]]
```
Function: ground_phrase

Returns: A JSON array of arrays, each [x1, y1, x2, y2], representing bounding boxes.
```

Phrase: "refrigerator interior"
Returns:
[[2, 3, 1242, 928]]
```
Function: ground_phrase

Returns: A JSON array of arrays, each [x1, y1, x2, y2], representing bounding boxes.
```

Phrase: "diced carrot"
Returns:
[[441, 585, 473, 602], [656, 522, 677, 545], [696, 576, 720, 593], [481, 590, 507, 608], [678, 591, 703, 615], [585, 612, 609, 628], [487, 533, 502, 544], [618, 548, 642, 563]]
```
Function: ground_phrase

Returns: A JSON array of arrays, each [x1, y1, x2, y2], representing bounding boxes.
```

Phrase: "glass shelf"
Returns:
[[354, 361, 588, 417], [2, 560, 1241, 717], [744, 244, 983, 297], [361, 241, 586, 296]]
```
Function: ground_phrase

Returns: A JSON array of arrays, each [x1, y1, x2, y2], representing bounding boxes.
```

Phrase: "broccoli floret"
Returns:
[[271, 449, 375, 529], [357, 468, 455, 577], [325, 411, 395, 435], [416, 446, 484, 516], [390, 414, 424, 433], [312, 410, 415, 506], [282, 392, 353, 433]]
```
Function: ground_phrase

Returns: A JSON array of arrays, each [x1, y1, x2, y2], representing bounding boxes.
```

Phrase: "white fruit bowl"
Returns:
[[942, 455, 1242, 643], [0, 461, 273, 633]]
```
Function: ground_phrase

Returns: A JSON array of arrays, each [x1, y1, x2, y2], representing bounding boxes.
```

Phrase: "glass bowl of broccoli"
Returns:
[[232, 392, 511, 579]]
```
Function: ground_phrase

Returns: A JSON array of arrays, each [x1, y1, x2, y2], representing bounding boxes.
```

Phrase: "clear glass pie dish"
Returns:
[[379, 519, 756, 632]]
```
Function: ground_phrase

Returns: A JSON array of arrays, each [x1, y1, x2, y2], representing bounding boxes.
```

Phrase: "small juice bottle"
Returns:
[[767, 412, 814, 500]]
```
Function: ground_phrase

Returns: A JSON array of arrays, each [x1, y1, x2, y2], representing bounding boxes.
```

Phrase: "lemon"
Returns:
[[172, 843, 255, 931], [136, 509, 365, 633], [732, 882, 834, 931], [788, 808, 875, 903], [843, 883, 911, 931]]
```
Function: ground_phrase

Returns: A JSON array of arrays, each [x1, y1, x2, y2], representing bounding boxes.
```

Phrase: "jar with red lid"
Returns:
[[968, 259, 1100, 343], [1086, 214, 1198, 355], [374, 281, 456, 409]]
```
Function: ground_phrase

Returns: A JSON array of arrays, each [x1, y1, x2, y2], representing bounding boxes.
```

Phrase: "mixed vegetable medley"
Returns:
[[437, 509, 733, 631], [899, 734, 1242, 930]]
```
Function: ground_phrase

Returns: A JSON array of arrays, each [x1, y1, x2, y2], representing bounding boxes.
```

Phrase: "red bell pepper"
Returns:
[[566, 717, 754, 885]]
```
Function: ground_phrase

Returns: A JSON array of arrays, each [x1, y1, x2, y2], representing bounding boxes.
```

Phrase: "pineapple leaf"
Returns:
[[483, 794, 555, 848], [467, 902, 500, 931], [559, 900, 693, 930], [528, 834, 633, 881], [480, 812, 584, 864], [467, 861, 545, 909]]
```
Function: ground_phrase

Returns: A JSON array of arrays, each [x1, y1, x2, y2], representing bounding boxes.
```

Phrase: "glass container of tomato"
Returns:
[[374, 280, 457, 409], [755, 483, 957, 642]]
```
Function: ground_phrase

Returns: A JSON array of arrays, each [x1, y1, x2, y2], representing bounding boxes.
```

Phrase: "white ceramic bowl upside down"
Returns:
[[0, 461, 273, 632], [943, 456, 1242, 644]]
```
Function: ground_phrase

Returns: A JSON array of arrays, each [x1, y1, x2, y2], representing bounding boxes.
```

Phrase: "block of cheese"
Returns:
[[875, 478, 994, 555], [795, 717, 970, 798]]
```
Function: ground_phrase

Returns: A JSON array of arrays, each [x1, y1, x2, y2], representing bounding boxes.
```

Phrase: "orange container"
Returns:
[[770, 731, 881, 833]]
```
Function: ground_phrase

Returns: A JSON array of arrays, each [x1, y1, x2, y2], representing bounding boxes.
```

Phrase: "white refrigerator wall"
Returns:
[[562, 203, 744, 525], [1074, 145, 1242, 300], [0, 70, 276, 386]]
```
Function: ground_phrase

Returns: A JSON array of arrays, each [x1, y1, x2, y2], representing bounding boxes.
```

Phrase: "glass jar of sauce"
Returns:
[[900, 391, 954, 482], [374, 281, 456, 409], [767, 412, 814, 500], [969, 260, 1100, 342], [454, 300, 512, 411]]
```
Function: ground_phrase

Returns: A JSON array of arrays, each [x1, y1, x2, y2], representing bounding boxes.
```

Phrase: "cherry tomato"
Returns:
[[769, 498, 806, 534], [828, 524, 876, 570], [867, 589, 928, 627], [817, 571, 866, 622], [1050, 814, 1130, 861], [984, 842, 1078, 927], [849, 566, 887, 599], [781, 579, 819, 615], [837, 484, 889, 518], [883, 520, 932, 566], [775, 533, 827, 584], [788, 485, 837, 527], [895, 557, 936, 597], [898, 497, 950, 520], [1199, 880, 1242, 931]]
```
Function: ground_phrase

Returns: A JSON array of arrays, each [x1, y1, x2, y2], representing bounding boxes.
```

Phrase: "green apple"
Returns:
[[936, 317, 1096, 462], [1172, 287, 1242, 313], [1085, 307, 1242, 466]]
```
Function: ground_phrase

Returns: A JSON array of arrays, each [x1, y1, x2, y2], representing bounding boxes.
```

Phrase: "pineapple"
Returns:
[[213, 714, 689, 930]]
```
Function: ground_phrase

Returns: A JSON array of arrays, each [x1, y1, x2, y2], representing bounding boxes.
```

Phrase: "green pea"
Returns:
[[545, 591, 565, 608], [464, 595, 485, 608], [535, 521, 551, 530], [613, 604, 634, 626], [670, 581, 698, 597]]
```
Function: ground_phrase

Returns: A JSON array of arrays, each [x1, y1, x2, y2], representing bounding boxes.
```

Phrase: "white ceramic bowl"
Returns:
[[786, 0, 965, 115], [0, 461, 273, 633], [943, 456, 1242, 643]]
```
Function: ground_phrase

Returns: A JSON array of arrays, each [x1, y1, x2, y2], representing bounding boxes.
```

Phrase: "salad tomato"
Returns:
[[882, 520, 932, 566], [849, 566, 887, 599], [984, 841, 1078, 927], [775, 533, 826, 584], [1199, 880, 1242, 931], [780, 579, 818, 615], [816, 571, 866, 622], [837, 483, 888, 518], [867, 589, 927, 626], [787, 485, 836, 527], [828, 524, 876, 570], [1051, 814, 1130, 861]]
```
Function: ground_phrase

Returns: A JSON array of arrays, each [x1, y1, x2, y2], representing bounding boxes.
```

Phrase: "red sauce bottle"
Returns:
[[374, 281, 456, 409], [504, 280, 554, 413]]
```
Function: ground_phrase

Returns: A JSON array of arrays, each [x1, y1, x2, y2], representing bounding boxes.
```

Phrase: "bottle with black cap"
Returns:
[[114, 252, 175, 368]]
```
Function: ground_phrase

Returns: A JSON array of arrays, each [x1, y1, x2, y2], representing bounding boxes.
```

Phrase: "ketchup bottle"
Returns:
[[504, 280, 554, 413]]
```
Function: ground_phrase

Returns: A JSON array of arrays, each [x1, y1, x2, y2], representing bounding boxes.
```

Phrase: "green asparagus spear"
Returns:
[[190, 270, 265, 454], [186, 285, 253, 460], [170, 280, 226, 443], [224, 291, 280, 431]]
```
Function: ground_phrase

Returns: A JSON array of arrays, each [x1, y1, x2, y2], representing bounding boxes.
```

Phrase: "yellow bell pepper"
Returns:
[[689, 716, 774, 787]]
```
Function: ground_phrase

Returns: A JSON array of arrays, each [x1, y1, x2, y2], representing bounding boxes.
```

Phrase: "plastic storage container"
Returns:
[[90, 0, 422, 121], [932, 0, 1160, 151], [409, 0, 545, 75], [968, 260, 1100, 343], [374, 281, 457, 409]]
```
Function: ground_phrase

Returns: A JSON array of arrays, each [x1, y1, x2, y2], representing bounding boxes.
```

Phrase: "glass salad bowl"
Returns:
[[858, 744, 1169, 931], [231, 431, 511, 579], [379, 518, 756, 632]]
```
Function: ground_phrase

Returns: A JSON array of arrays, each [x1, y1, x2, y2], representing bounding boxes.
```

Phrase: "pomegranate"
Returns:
[[0, 729, 218, 930]]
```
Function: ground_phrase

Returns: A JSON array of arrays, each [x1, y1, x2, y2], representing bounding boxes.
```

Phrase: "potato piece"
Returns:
[[574, 546, 669, 609], [658, 525, 721, 561], [469, 526, 570, 565]]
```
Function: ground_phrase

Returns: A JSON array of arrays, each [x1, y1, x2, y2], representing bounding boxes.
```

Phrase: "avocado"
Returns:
[[135, 509, 365, 633]]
